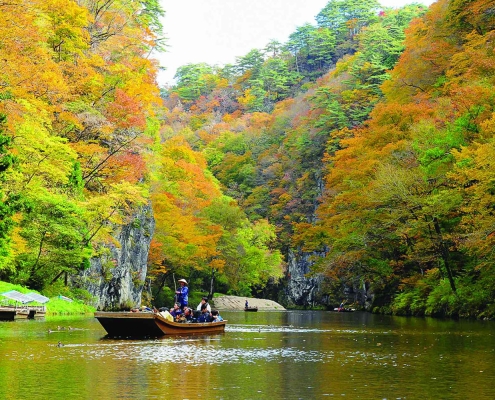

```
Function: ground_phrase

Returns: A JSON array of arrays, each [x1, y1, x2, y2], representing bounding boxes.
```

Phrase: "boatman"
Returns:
[[176, 278, 189, 309]]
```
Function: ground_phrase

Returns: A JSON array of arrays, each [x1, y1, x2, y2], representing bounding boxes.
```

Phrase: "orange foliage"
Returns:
[[106, 89, 147, 130]]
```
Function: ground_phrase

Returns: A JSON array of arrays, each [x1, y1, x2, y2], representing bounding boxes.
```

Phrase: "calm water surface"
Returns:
[[0, 311, 494, 399]]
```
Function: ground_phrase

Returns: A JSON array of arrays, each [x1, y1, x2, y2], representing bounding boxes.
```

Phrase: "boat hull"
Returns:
[[244, 307, 258, 312], [95, 311, 227, 337]]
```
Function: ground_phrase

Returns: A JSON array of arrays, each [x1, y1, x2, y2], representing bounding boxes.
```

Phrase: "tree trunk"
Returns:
[[208, 269, 216, 301], [432, 217, 457, 294]]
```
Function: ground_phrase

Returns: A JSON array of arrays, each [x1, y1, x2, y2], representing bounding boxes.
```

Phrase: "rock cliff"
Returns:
[[284, 248, 325, 306], [72, 204, 155, 310]]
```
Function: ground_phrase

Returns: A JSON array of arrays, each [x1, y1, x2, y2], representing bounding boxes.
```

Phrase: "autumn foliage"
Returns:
[[4, 0, 495, 316], [159, 0, 495, 317]]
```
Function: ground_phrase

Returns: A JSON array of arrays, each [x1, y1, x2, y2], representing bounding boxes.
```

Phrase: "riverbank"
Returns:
[[0, 281, 95, 316], [212, 295, 285, 311]]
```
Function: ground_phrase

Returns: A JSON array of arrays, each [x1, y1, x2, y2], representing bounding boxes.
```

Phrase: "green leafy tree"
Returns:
[[15, 192, 91, 289], [173, 63, 218, 102], [0, 114, 21, 269]]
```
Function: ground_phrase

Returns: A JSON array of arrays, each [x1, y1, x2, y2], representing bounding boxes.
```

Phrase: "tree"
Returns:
[[316, 0, 381, 39], [15, 192, 92, 289], [0, 114, 21, 270]]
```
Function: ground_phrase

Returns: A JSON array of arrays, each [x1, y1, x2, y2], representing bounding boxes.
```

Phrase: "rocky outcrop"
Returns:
[[284, 248, 326, 306], [212, 295, 285, 311], [72, 204, 155, 310], [284, 248, 374, 308]]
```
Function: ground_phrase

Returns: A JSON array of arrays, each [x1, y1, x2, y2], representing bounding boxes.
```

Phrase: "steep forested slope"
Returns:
[[0, 0, 163, 289], [161, 0, 428, 303], [4, 0, 494, 317], [303, 0, 495, 317], [0, 0, 284, 301], [163, 0, 495, 317]]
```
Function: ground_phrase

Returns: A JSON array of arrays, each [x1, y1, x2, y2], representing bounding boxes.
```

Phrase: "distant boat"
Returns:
[[94, 311, 227, 337], [333, 307, 355, 312], [244, 307, 258, 312]]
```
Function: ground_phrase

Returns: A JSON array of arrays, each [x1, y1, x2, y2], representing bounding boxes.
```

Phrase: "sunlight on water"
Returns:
[[1, 312, 495, 399]]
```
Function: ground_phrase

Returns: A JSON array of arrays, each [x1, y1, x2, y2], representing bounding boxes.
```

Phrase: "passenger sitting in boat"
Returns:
[[196, 296, 211, 312], [211, 309, 223, 322], [184, 307, 194, 322], [158, 307, 174, 321], [176, 307, 194, 323], [197, 303, 212, 323], [169, 302, 183, 320]]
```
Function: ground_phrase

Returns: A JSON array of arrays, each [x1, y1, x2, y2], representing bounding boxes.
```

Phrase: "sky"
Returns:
[[156, 0, 437, 86]]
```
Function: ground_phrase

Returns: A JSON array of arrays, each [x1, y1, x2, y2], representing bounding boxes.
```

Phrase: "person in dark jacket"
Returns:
[[176, 278, 189, 309], [169, 302, 182, 320], [197, 303, 212, 322], [183, 307, 194, 322]]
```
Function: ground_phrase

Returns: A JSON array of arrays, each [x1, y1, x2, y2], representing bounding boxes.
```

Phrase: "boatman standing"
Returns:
[[176, 279, 189, 309]]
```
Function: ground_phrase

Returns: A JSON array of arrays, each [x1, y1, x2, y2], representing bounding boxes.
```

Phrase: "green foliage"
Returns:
[[0, 114, 22, 270], [67, 161, 84, 197], [45, 297, 95, 315], [392, 290, 426, 316], [316, 0, 381, 45], [173, 63, 218, 102], [14, 192, 91, 289], [138, 0, 166, 36]]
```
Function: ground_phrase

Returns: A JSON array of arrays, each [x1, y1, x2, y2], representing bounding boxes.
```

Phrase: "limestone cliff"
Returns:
[[284, 249, 372, 308], [284, 248, 325, 306], [72, 204, 155, 310]]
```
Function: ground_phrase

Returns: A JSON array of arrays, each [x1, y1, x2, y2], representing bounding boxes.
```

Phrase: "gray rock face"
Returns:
[[285, 248, 325, 306], [73, 204, 155, 310], [284, 248, 373, 308]]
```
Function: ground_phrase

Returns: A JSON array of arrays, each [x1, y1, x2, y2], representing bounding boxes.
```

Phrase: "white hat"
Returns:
[[178, 278, 188, 284]]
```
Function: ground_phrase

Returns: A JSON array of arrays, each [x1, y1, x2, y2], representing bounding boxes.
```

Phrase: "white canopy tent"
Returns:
[[1, 290, 33, 304]]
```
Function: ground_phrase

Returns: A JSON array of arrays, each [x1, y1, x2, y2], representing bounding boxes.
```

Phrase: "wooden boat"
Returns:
[[333, 307, 355, 312], [94, 311, 227, 337], [244, 307, 258, 312]]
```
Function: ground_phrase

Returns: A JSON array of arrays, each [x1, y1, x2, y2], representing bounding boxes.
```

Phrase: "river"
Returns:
[[0, 311, 494, 399]]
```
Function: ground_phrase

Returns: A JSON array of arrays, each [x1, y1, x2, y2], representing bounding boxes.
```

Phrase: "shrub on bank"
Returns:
[[45, 297, 95, 316]]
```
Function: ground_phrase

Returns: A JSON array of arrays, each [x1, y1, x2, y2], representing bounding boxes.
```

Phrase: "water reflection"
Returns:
[[0, 311, 494, 399]]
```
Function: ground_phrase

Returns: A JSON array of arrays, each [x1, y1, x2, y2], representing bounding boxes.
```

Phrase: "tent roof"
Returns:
[[1, 290, 33, 304], [25, 293, 50, 304]]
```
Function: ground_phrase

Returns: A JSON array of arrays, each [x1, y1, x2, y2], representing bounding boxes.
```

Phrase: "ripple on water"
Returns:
[[226, 324, 380, 335], [3, 325, 420, 370]]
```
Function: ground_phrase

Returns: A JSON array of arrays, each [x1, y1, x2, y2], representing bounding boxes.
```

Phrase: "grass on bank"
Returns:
[[0, 281, 95, 316]]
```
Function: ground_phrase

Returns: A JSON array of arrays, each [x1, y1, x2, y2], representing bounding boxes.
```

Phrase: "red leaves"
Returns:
[[106, 89, 146, 130]]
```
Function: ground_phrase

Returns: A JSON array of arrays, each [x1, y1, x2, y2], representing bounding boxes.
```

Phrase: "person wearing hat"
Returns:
[[196, 296, 211, 312], [176, 279, 189, 309]]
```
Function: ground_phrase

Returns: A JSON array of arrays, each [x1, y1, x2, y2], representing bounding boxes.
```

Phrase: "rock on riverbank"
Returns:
[[212, 295, 285, 311]]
